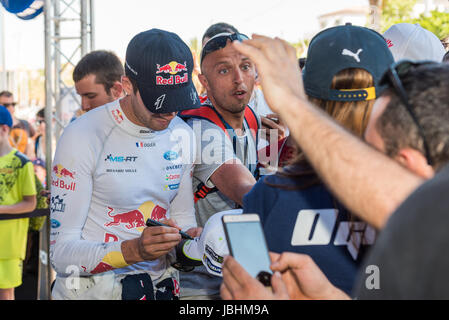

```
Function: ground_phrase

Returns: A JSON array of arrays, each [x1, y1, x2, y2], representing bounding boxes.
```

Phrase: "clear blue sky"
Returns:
[[2, 0, 368, 69]]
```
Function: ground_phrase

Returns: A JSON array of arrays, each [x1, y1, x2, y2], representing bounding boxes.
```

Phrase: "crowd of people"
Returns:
[[1, 18, 449, 300]]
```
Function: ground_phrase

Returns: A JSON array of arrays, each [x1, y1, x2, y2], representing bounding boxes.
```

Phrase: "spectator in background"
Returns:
[[443, 50, 449, 63], [0, 91, 35, 158], [201, 22, 239, 47], [32, 159, 46, 188], [0, 106, 37, 300], [383, 23, 446, 62], [440, 34, 449, 51], [179, 32, 260, 300], [197, 23, 240, 97], [201, 23, 285, 149], [33, 108, 46, 164], [241, 24, 394, 295], [72, 50, 124, 114]]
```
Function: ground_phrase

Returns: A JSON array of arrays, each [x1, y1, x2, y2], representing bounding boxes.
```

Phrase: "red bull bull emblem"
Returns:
[[104, 202, 167, 231], [155, 61, 188, 86], [52, 164, 76, 191], [111, 109, 124, 124], [90, 262, 114, 274], [53, 164, 75, 179]]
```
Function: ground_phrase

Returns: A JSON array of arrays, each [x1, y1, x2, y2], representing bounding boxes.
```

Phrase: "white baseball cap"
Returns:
[[181, 209, 242, 277], [383, 23, 446, 62]]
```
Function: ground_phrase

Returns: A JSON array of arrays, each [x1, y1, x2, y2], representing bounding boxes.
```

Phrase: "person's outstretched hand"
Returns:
[[270, 252, 351, 300], [220, 255, 290, 300]]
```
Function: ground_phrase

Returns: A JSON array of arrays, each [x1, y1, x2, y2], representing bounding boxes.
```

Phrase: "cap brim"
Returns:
[[183, 209, 241, 276], [137, 80, 201, 114], [182, 238, 203, 262], [181, 234, 225, 277]]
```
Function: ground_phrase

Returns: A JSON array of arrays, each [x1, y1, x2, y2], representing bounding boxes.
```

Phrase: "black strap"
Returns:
[[194, 182, 218, 202], [0, 208, 49, 221]]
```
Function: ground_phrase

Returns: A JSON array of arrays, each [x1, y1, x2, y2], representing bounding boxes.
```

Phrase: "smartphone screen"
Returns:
[[222, 214, 272, 279]]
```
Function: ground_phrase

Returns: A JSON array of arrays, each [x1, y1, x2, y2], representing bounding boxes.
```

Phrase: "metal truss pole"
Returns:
[[42, 0, 94, 300]]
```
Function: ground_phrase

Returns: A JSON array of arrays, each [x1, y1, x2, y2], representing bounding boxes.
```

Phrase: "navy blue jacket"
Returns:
[[243, 168, 371, 294]]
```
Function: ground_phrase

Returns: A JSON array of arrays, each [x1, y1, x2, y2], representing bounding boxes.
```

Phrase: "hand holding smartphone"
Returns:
[[222, 214, 272, 286]]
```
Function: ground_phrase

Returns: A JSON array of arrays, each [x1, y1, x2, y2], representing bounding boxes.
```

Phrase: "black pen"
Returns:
[[146, 218, 194, 240]]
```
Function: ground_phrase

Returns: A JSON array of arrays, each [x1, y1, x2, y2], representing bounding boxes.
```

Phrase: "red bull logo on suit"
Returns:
[[104, 201, 167, 232]]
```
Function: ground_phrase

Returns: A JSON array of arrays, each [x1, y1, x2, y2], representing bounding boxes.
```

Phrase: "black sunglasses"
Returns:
[[380, 60, 437, 166], [201, 33, 249, 64], [2, 102, 16, 108]]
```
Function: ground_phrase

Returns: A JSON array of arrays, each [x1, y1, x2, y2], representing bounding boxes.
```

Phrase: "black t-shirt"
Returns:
[[354, 164, 449, 299]]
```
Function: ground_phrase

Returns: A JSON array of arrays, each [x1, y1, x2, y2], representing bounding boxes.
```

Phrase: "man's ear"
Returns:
[[110, 81, 124, 99], [395, 148, 434, 179], [121, 76, 133, 96], [1, 124, 10, 135], [198, 74, 209, 92]]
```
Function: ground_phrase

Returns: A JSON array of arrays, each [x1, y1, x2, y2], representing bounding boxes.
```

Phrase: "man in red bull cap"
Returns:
[[50, 29, 202, 300]]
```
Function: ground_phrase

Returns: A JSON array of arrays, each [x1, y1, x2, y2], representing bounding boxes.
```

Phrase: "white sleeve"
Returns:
[[50, 125, 128, 276], [169, 163, 197, 231]]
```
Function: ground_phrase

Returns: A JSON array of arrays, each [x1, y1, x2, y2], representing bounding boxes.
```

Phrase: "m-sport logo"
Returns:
[[105, 154, 138, 162]]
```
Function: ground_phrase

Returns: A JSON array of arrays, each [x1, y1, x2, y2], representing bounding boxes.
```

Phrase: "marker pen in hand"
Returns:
[[145, 218, 194, 240]]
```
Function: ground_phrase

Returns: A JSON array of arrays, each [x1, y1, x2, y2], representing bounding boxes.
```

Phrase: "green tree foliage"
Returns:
[[290, 38, 310, 57], [381, 0, 417, 32], [410, 10, 449, 39], [381, 0, 449, 39]]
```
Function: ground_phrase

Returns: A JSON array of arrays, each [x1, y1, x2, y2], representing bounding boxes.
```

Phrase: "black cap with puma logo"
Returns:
[[303, 23, 394, 102]]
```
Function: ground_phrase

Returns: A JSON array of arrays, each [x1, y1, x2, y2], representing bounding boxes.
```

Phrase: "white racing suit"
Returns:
[[50, 100, 197, 300]]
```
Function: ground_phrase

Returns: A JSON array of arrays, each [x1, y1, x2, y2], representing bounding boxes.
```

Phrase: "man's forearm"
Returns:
[[280, 96, 423, 229], [0, 196, 37, 214], [121, 238, 143, 265], [211, 161, 256, 206]]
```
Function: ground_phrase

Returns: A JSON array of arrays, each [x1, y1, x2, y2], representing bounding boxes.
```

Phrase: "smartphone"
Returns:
[[222, 214, 272, 286]]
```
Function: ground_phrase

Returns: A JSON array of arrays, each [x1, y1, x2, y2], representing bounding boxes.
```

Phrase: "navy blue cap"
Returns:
[[125, 29, 201, 114], [303, 23, 394, 102], [0, 105, 12, 127]]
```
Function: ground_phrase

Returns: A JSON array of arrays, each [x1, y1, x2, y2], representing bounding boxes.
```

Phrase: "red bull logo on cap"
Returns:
[[156, 61, 189, 86], [156, 61, 187, 75]]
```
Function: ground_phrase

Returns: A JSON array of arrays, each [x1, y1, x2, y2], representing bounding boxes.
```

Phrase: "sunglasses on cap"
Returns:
[[2, 102, 16, 108], [379, 59, 437, 166], [200, 33, 249, 64]]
